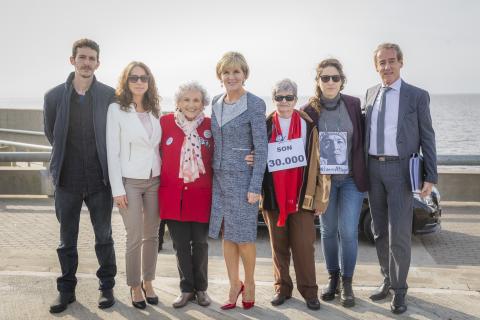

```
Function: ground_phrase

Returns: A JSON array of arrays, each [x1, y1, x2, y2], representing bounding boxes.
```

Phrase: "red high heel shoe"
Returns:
[[221, 282, 244, 310], [242, 300, 255, 310], [242, 285, 255, 309]]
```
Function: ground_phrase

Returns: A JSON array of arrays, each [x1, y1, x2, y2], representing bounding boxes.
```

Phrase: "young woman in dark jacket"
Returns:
[[303, 59, 368, 308]]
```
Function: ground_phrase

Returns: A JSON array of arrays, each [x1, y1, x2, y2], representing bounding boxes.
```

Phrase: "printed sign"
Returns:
[[319, 131, 348, 174], [267, 138, 307, 172]]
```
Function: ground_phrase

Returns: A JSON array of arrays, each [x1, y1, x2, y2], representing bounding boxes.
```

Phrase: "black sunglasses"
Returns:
[[128, 75, 149, 83], [274, 95, 296, 102], [319, 75, 342, 83]]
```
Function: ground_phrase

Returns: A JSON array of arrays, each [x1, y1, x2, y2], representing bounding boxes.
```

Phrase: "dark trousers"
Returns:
[[368, 158, 413, 294], [54, 186, 117, 292], [166, 220, 209, 292], [263, 210, 318, 299], [158, 220, 167, 245]]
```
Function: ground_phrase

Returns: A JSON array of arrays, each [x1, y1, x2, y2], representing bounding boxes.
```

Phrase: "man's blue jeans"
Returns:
[[320, 176, 364, 277], [54, 186, 117, 292]]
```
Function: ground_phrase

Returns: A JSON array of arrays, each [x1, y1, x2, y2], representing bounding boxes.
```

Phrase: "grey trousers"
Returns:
[[119, 176, 160, 287], [368, 158, 413, 294]]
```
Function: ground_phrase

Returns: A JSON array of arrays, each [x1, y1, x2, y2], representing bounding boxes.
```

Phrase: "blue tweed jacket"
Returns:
[[211, 92, 268, 194]]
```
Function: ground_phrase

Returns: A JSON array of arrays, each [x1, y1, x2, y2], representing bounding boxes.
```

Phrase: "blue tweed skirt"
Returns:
[[208, 169, 258, 243]]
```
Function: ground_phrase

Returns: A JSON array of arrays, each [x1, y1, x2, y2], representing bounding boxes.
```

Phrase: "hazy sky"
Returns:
[[1, 0, 479, 104]]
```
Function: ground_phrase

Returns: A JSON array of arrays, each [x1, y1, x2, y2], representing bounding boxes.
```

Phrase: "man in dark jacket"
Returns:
[[44, 39, 117, 313]]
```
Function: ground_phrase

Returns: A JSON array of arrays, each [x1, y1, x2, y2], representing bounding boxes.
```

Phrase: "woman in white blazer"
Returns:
[[106, 61, 161, 309]]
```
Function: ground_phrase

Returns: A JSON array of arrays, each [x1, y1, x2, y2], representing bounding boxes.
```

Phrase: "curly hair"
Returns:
[[175, 81, 210, 107], [308, 58, 346, 112], [115, 61, 161, 118]]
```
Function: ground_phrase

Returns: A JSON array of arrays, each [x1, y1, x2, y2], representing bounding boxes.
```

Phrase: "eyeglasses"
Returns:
[[274, 95, 296, 102], [319, 75, 342, 83], [128, 75, 149, 83]]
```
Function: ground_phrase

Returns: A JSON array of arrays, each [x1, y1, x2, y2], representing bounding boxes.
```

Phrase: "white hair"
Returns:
[[272, 78, 298, 99], [175, 81, 210, 106]]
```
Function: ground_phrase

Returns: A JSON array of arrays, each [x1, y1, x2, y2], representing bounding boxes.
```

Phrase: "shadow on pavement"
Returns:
[[421, 230, 480, 266], [407, 295, 480, 320]]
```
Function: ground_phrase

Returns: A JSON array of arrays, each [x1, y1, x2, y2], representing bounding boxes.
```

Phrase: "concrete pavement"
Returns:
[[0, 196, 479, 319]]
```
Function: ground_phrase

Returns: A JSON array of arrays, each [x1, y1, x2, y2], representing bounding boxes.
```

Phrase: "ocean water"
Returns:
[[1, 94, 479, 155], [427, 94, 480, 156]]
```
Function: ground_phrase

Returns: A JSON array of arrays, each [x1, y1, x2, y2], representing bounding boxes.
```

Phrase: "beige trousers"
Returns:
[[119, 176, 160, 287]]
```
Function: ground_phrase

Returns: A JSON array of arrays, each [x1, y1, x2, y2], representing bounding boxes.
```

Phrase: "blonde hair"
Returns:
[[215, 51, 250, 80]]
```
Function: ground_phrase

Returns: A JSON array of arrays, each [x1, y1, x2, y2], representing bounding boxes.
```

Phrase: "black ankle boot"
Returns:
[[340, 276, 355, 307], [321, 271, 339, 301]]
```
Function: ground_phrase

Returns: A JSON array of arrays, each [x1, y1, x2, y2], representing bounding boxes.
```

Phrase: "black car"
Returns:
[[258, 186, 442, 244]]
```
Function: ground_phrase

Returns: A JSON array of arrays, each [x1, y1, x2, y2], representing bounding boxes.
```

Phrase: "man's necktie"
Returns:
[[376, 86, 392, 155]]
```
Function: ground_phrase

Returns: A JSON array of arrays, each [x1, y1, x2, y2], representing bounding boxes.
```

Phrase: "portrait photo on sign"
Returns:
[[319, 131, 348, 174]]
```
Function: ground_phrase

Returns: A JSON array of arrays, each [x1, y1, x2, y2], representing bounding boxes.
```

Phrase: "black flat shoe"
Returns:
[[49, 292, 76, 314], [141, 281, 159, 305], [369, 281, 391, 301], [305, 297, 321, 310], [321, 271, 340, 301], [340, 276, 355, 308], [271, 293, 291, 306], [391, 293, 407, 314], [131, 288, 146, 309], [98, 289, 115, 309]]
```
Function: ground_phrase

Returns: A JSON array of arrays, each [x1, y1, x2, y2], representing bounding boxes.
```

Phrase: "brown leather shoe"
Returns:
[[172, 292, 195, 308], [196, 291, 211, 307]]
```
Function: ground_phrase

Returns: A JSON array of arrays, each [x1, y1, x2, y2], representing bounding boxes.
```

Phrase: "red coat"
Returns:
[[158, 114, 213, 222]]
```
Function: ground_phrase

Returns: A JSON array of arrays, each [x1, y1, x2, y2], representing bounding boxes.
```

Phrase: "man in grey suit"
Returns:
[[363, 43, 437, 314]]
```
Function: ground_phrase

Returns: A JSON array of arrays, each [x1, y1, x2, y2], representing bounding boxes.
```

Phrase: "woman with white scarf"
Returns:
[[158, 82, 214, 308]]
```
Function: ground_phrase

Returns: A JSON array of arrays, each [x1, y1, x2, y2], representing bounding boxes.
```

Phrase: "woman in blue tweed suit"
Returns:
[[208, 52, 268, 310]]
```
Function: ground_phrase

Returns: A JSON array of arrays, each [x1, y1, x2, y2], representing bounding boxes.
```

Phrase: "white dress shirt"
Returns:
[[369, 78, 402, 156]]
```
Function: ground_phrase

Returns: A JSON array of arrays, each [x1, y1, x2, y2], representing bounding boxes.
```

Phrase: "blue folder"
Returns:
[[409, 153, 424, 193]]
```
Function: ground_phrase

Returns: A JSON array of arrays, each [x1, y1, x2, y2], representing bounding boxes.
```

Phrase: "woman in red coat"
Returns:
[[158, 82, 213, 308]]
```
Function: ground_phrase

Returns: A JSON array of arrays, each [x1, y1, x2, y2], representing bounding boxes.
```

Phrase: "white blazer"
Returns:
[[106, 103, 162, 197]]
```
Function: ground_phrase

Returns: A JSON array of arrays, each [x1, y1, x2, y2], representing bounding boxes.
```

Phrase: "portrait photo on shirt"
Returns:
[[319, 131, 349, 174]]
